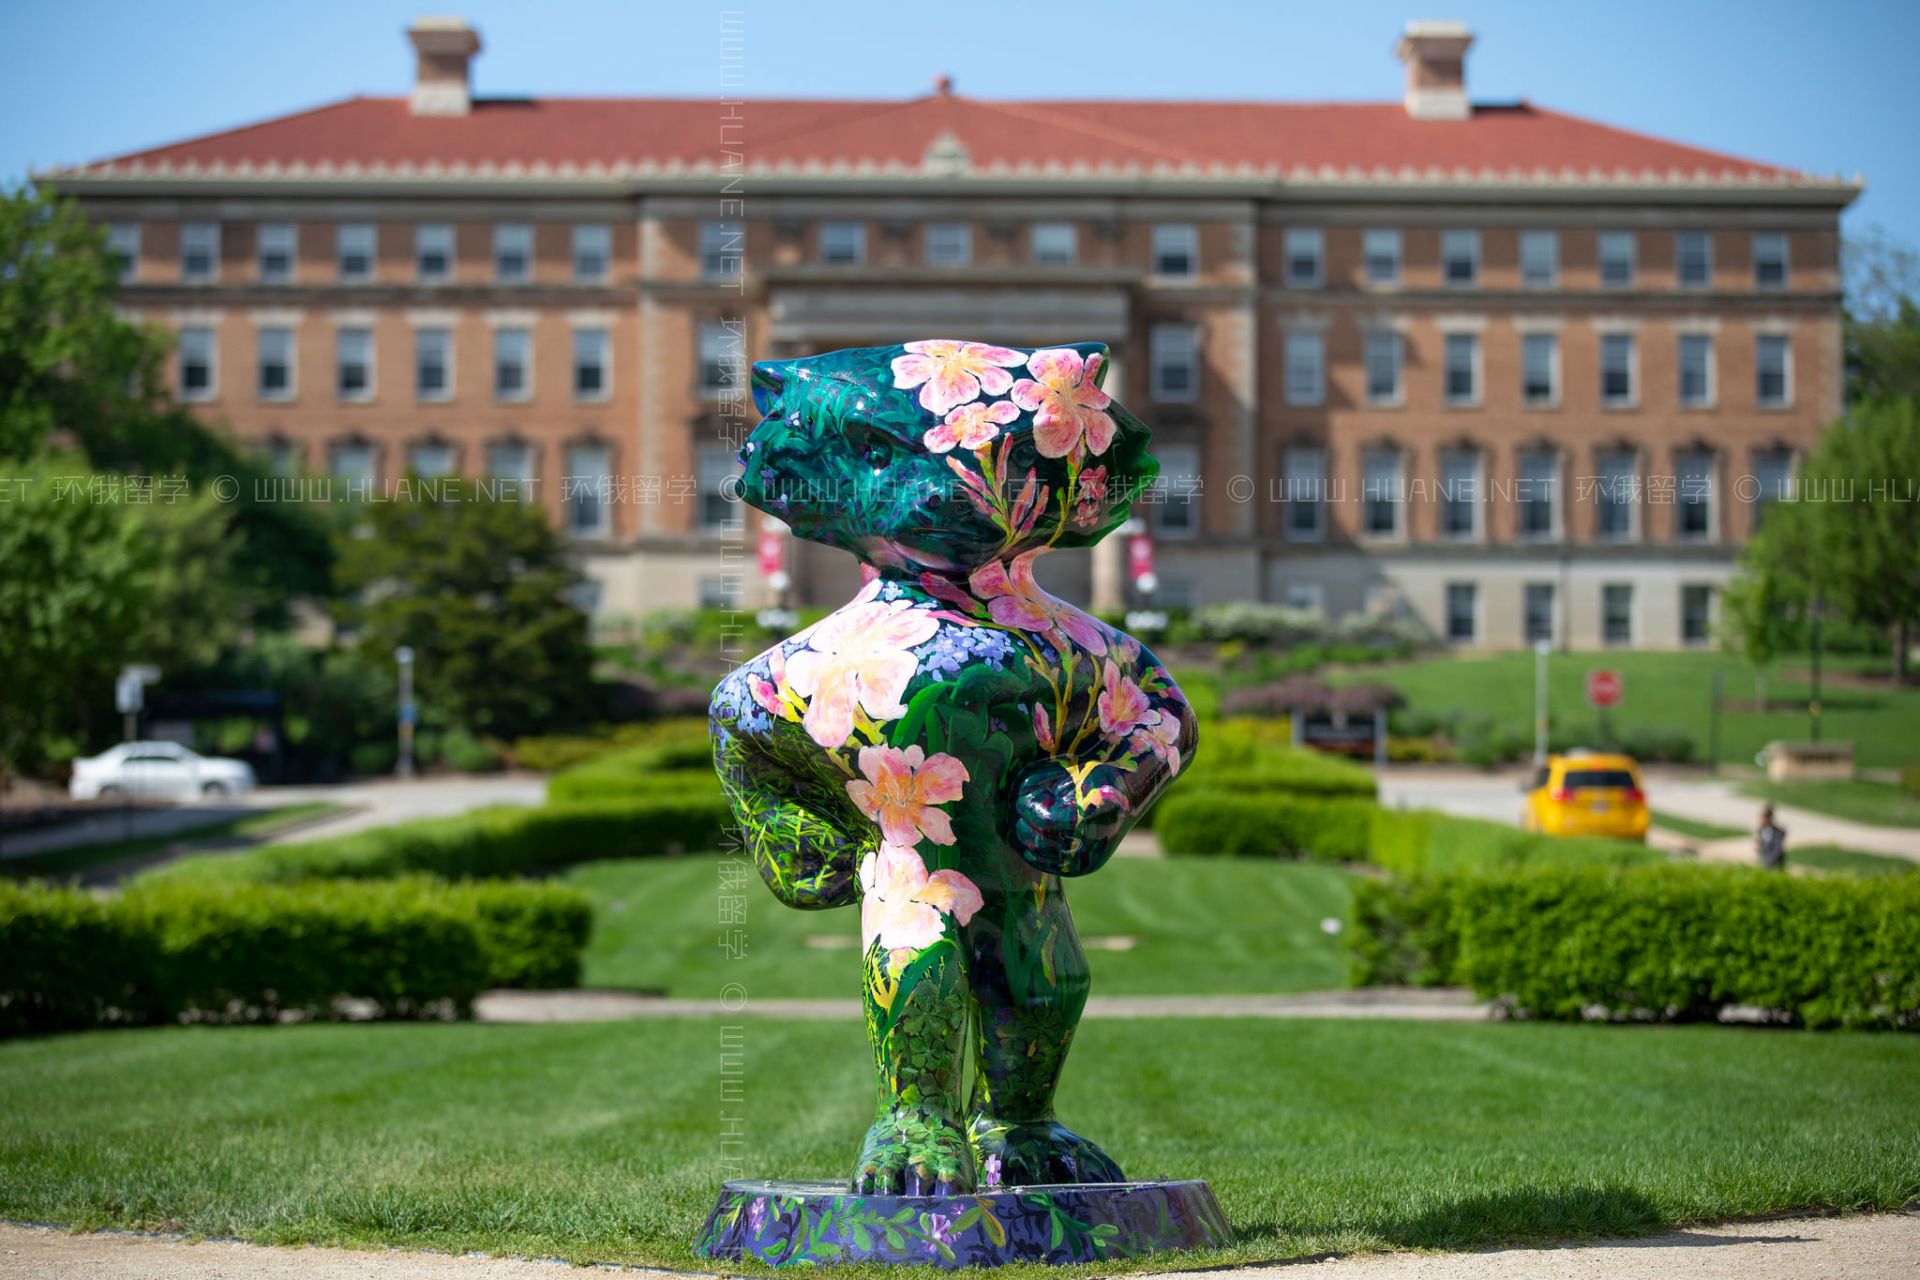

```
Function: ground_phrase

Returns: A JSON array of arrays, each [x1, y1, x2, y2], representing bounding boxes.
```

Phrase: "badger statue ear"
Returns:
[[751, 359, 795, 418]]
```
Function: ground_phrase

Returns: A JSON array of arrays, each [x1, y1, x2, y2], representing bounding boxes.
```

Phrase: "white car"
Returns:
[[69, 741, 257, 801]]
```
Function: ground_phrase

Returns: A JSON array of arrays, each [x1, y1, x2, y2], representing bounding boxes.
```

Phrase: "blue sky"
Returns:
[[2, 0, 1913, 247]]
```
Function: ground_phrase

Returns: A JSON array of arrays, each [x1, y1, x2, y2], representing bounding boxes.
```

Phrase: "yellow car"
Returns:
[[1522, 751, 1650, 841]]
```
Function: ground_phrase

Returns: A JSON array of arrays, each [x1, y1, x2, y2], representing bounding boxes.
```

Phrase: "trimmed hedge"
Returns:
[[1369, 808, 1663, 875], [546, 720, 717, 804], [1349, 866, 1920, 1029], [1156, 793, 1374, 862], [1191, 724, 1379, 797], [0, 877, 498, 1035]]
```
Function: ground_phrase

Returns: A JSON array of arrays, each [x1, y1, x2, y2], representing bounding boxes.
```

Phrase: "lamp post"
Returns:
[[1533, 639, 1550, 764], [395, 646, 416, 779]]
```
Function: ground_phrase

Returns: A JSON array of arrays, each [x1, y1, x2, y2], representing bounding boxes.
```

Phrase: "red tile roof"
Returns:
[[59, 93, 1819, 184]]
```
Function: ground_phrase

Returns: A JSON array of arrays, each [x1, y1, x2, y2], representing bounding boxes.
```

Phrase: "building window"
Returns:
[[1755, 334, 1792, 407], [330, 441, 377, 492], [1284, 228, 1323, 288], [177, 326, 216, 401], [1524, 583, 1555, 645], [1362, 447, 1402, 538], [1603, 583, 1634, 646], [1364, 329, 1403, 405], [1445, 582, 1478, 644], [1676, 449, 1715, 541], [696, 442, 741, 532], [494, 224, 532, 283], [1598, 231, 1635, 288], [1031, 222, 1077, 265], [1284, 446, 1326, 541], [565, 442, 611, 537], [1520, 230, 1558, 288], [260, 438, 302, 477], [1522, 332, 1559, 406], [1518, 448, 1559, 540], [699, 221, 740, 279], [335, 327, 373, 401], [1676, 230, 1712, 288], [486, 439, 536, 500], [107, 223, 140, 283], [256, 327, 294, 401], [336, 224, 375, 283], [181, 222, 219, 283], [258, 223, 296, 283], [415, 224, 454, 283], [1595, 448, 1638, 541], [1751, 448, 1794, 530], [819, 221, 865, 266], [1151, 442, 1199, 539], [573, 327, 610, 400], [1441, 230, 1479, 287], [493, 327, 531, 401], [1440, 449, 1480, 540], [1443, 332, 1479, 406], [1152, 223, 1197, 277], [1283, 582, 1325, 615], [699, 321, 741, 396], [1363, 229, 1401, 286], [415, 328, 452, 402], [1149, 324, 1198, 402], [1678, 333, 1715, 407], [1753, 233, 1789, 290], [1283, 330, 1324, 407], [572, 224, 611, 282], [1600, 332, 1637, 407], [407, 441, 456, 479], [924, 223, 971, 267], [1681, 585, 1715, 645]]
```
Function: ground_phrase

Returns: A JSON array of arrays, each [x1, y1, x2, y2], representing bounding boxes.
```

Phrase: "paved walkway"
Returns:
[[473, 987, 1489, 1023], [6, 1213, 1915, 1279]]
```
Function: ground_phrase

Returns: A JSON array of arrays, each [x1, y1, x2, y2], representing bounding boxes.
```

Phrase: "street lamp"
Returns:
[[395, 646, 416, 779], [1532, 639, 1550, 764]]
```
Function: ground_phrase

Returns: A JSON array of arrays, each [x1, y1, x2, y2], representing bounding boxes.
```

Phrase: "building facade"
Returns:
[[41, 18, 1858, 648]]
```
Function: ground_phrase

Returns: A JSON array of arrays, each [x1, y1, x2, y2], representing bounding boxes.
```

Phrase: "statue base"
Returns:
[[692, 1178, 1231, 1267]]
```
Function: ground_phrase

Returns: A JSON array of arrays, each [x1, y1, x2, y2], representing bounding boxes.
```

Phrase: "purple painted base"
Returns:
[[692, 1177, 1232, 1267]]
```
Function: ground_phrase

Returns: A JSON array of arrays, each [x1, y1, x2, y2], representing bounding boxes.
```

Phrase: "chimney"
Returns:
[[407, 17, 482, 116], [1394, 20, 1473, 121]]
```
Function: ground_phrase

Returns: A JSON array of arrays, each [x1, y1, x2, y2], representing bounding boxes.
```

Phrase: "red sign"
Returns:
[[757, 528, 785, 577], [1586, 669, 1622, 709], [1126, 533, 1155, 582]]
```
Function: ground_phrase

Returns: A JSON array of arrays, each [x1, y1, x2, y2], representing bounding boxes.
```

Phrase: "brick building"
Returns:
[[39, 18, 1859, 648]]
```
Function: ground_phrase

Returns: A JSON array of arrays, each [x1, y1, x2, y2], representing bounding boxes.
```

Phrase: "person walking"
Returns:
[[1756, 804, 1788, 870]]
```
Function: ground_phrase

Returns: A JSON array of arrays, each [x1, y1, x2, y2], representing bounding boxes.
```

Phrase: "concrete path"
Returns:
[[473, 986, 1489, 1024], [6, 1213, 1915, 1279]]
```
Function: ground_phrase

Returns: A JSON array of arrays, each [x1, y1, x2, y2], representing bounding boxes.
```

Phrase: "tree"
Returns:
[[331, 480, 596, 739]]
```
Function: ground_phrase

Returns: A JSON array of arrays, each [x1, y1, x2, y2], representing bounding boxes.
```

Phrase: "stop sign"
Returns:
[[1587, 669, 1623, 709]]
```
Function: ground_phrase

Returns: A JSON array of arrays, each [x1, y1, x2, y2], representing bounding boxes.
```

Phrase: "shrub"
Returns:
[[1369, 808, 1662, 875], [545, 719, 717, 803], [0, 877, 498, 1035], [1348, 876, 1463, 987], [349, 739, 398, 777], [1157, 793, 1373, 862], [441, 879, 593, 988], [1900, 762, 1920, 796], [1192, 722, 1379, 797], [441, 728, 502, 773]]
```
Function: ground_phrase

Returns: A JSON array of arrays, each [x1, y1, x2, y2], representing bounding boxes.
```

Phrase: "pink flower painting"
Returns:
[[845, 744, 970, 848], [923, 398, 1020, 454], [1010, 348, 1116, 462], [783, 599, 939, 747], [1131, 711, 1184, 777], [968, 552, 1107, 655], [890, 340, 1027, 415], [858, 842, 985, 954], [1096, 660, 1155, 737]]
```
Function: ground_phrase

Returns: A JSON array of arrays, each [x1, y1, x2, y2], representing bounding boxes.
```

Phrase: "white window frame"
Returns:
[[1153, 442, 1201, 540], [1675, 230, 1713, 289], [415, 327, 454, 403], [565, 441, 613, 537], [1749, 448, 1794, 530], [1755, 332, 1793, 408], [177, 325, 217, 401], [1752, 233, 1789, 291], [1361, 447, 1404, 540], [256, 326, 296, 403], [1151, 223, 1197, 278], [107, 222, 140, 283], [1600, 331, 1638, 408], [1598, 231, 1636, 289], [1441, 229, 1480, 288], [1602, 582, 1635, 647], [1677, 331, 1716, 408], [572, 326, 611, 402], [1595, 447, 1640, 543], [1283, 446, 1327, 542], [330, 441, 378, 492], [1521, 331, 1560, 408], [1680, 583, 1716, 646], [1284, 228, 1324, 288], [407, 440, 457, 480], [1362, 229, 1401, 287], [335, 326, 375, 402], [181, 222, 219, 283], [1675, 449, 1717, 542], [1148, 324, 1199, 403], [494, 223, 533, 284], [819, 221, 866, 266], [1520, 230, 1558, 289], [1442, 331, 1481, 407], [415, 224, 454, 283], [1523, 582, 1557, 646], [1363, 328, 1404, 407], [1444, 581, 1480, 645], [698, 220, 740, 279], [1283, 329, 1324, 407], [1516, 447, 1560, 542], [924, 222, 971, 268], [1030, 222, 1077, 265], [699, 321, 742, 397], [493, 327, 532, 402], [696, 441, 742, 533], [571, 223, 611, 283], [257, 223, 296, 284], [1439, 448, 1482, 541], [336, 224, 375, 284]]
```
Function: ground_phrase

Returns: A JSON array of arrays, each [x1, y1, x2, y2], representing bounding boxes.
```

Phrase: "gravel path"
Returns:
[[6, 1214, 1915, 1278]]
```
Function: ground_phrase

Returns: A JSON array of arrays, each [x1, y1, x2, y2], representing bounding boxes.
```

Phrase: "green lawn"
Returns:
[[1347, 651, 1920, 769], [1794, 845, 1919, 877], [1, 1020, 1913, 1274], [1740, 779, 1920, 829], [1649, 811, 1744, 841], [0, 802, 345, 883], [563, 855, 1355, 998]]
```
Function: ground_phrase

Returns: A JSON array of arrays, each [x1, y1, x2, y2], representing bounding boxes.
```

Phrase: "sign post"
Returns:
[[395, 646, 416, 779], [1586, 668, 1622, 746]]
